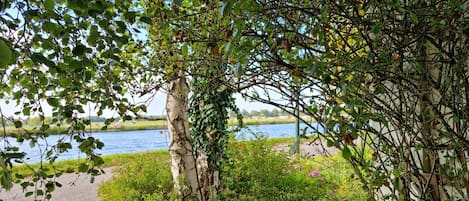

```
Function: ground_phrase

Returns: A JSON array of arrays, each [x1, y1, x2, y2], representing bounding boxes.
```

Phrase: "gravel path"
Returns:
[[0, 167, 114, 201]]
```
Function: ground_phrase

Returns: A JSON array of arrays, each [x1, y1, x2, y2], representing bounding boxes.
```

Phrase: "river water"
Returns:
[[4, 123, 323, 163]]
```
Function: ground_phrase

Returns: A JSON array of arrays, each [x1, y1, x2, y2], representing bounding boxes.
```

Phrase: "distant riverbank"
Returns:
[[3, 117, 306, 136]]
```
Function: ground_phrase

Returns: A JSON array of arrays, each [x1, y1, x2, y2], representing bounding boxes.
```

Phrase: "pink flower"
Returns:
[[308, 170, 320, 177], [328, 190, 334, 197]]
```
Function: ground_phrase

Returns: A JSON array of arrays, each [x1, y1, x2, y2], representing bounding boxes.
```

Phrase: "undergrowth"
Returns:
[[98, 136, 368, 201]]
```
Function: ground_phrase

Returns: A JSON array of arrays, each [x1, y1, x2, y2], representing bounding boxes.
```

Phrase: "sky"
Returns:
[[0, 92, 275, 118]]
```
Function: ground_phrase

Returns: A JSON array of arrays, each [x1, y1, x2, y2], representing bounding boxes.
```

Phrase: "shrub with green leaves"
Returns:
[[98, 155, 174, 201], [221, 136, 333, 200]]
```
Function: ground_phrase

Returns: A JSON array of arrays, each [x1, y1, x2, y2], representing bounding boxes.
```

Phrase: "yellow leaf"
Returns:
[[337, 66, 343, 72], [335, 98, 343, 104], [346, 74, 354, 81], [358, 9, 365, 16]]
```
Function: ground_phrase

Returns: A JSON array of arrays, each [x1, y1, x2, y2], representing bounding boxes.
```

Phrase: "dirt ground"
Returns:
[[0, 167, 114, 201]]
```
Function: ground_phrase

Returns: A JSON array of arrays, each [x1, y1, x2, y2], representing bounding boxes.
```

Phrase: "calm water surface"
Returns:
[[5, 123, 322, 163]]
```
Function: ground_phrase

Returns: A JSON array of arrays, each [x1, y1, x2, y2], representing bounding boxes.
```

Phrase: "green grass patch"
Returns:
[[97, 138, 367, 201], [12, 150, 169, 179], [98, 151, 174, 201]]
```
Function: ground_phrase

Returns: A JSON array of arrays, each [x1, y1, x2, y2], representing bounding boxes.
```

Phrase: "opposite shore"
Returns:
[[3, 117, 315, 136]]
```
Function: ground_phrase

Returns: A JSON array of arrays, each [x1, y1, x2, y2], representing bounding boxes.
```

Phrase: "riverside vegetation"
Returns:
[[10, 137, 368, 201], [98, 137, 368, 201]]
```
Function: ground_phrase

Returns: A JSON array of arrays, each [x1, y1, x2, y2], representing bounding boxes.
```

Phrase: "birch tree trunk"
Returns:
[[166, 70, 200, 200]]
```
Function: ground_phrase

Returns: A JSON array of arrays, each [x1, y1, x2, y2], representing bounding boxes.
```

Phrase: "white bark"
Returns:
[[166, 71, 200, 199]]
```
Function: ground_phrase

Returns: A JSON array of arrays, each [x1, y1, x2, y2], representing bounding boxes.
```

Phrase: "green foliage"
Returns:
[[221, 136, 368, 201], [0, 0, 147, 195], [99, 154, 174, 201], [190, 69, 240, 171], [0, 40, 12, 68], [2, 0, 468, 199], [222, 1, 469, 199], [97, 138, 367, 201]]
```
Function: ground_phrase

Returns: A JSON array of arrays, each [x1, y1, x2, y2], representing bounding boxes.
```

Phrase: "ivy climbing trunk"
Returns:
[[190, 67, 240, 200], [166, 70, 200, 200]]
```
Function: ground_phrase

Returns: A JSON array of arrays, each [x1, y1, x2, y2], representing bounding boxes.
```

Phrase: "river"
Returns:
[[4, 123, 323, 163]]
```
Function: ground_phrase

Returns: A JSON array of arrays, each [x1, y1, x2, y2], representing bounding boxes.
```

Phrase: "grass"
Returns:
[[4, 118, 300, 136], [11, 150, 169, 179], [96, 137, 368, 201], [10, 137, 368, 201]]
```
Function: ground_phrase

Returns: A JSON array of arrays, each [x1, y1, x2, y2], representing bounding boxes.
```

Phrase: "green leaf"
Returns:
[[182, 45, 188, 56], [13, 120, 22, 128], [139, 105, 147, 112], [326, 140, 334, 147], [72, 45, 86, 56], [36, 189, 44, 196], [55, 182, 62, 187], [46, 98, 60, 107], [116, 21, 126, 32], [342, 146, 352, 159], [1, 164, 13, 190], [45, 182, 55, 192], [372, 25, 382, 34], [140, 17, 152, 25], [62, 77, 72, 87], [78, 163, 88, 172], [22, 107, 31, 116], [44, 0, 55, 11], [409, 12, 418, 23], [0, 40, 12, 68]]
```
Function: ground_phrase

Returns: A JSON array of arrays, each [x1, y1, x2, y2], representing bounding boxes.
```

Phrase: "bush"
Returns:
[[98, 154, 174, 201], [221, 136, 335, 200]]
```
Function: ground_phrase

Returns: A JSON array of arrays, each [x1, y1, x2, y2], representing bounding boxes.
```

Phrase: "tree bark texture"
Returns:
[[166, 71, 200, 200]]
